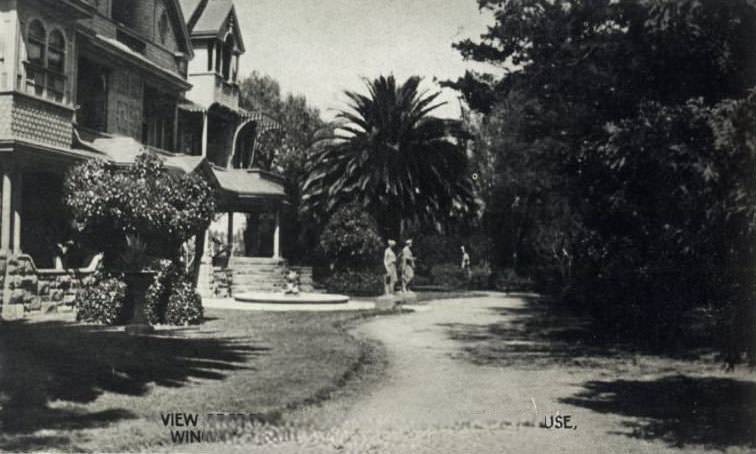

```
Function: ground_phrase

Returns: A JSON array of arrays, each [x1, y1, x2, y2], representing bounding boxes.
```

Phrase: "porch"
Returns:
[[197, 167, 314, 297], [0, 143, 104, 318]]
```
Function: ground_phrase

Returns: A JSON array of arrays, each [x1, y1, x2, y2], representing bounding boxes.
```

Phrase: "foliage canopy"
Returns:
[[450, 0, 756, 364], [64, 153, 216, 263], [319, 203, 384, 270], [303, 75, 477, 238]]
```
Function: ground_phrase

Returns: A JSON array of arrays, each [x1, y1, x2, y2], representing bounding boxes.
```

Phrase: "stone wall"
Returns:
[[0, 252, 94, 319], [0, 252, 40, 318], [37, 269, 91, 312]]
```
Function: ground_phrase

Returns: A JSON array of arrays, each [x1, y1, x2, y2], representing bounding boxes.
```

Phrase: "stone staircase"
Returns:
[[197, 262, 214, 298], [227, 257, 315, 296]]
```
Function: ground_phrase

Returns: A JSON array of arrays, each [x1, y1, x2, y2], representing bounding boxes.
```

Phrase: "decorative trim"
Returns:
[[79, 31, 191, 91], [0, 89, 76, 112]]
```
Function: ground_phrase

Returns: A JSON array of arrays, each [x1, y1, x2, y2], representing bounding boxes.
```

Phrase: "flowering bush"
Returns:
[[64, 153, 216, 263], [165, 280, 203, 325], [75, 272, 127, 325], [319, 203, 383, 270], [145, 259, 185, 324]]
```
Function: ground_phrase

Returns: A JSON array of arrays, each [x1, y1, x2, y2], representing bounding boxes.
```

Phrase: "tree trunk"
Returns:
[[191, 231, 206, 286]]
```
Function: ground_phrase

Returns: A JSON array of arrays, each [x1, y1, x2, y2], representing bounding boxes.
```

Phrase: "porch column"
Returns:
[[201, 111, 208, 158], [273, 207, 280, 259], [226, 211, 234, 256], [12, 172, 22, 252], [172, 105, 179, 153], [0, 170, 11, 251], [201, 229, 212, 262]]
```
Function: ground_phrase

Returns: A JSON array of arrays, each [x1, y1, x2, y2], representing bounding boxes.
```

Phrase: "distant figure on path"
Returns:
[[461, 245, 472, 280], [401, 239, 415, 293], [384, 239, 398, 295]]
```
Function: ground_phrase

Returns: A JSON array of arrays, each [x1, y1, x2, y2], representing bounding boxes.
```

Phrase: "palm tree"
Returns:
[[302, 75, 476, 239]]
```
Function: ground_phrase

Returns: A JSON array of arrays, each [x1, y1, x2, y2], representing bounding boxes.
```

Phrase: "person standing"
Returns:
[[401, 239, 415, 293], [384, 239, 398, 295], [461, 245, 472, 281]]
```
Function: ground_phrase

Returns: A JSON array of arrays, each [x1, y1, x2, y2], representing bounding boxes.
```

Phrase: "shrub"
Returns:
[[411, 273, 434, 287], [413, 235, 449, 276], [413, 233, 494, 276], [492, 268, 533, 292], [165, 280, 204, 326], [324, 268, 384, 296], [428, 263, 494, 290], [75, 273, 127, 325], [145, 259, 184, 325], [319, 203, 383, 270], [429, 263, 468, 290], [469, 263, 493, 290], [64, 153, 216, 264]]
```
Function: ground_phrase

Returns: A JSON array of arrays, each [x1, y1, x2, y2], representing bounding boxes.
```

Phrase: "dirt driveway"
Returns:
[[195, 293, 756, 453]]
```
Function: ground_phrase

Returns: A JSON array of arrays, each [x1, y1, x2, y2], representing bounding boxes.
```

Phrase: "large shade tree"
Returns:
[[302, 75, 476, 239], [448, 0, 756, 364], [239, 71, 327, 261]]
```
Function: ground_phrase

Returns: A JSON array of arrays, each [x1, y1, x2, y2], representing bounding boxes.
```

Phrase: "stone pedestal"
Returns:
[[124, 272, 154, 335], [1, 303, 24, 319], [197, 262, 214, 298], [399, 291, 419, 305], [375, 294, 401, 311]]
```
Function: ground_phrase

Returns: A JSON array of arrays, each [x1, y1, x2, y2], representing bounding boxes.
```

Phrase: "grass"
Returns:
[[412, 290, 488, 303], [0, 307, 391, 452]]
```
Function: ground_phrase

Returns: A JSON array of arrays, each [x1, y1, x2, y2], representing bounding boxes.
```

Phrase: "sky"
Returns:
[[234, 0, 496, 120]]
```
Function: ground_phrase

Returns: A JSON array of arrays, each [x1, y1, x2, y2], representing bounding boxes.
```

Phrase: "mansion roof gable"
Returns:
[[181, 0, 245, 52]]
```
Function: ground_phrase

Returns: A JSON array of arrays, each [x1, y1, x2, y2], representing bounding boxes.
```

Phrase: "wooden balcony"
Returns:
[[186, 72, 240, 110]]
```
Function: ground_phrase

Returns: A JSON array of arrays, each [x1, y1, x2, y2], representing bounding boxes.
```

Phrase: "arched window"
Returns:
[[48, 30, 65, 72], [26, 20, 46, 96], [28, 20, 45, 66], [47, 30, 66, 102], [221, 34, 234, 81], [25, 20, 68, 102], [158, 11, 170, 45]]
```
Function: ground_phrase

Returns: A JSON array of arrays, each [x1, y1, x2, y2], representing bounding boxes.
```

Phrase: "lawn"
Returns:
[[0, 307, 390, 452]]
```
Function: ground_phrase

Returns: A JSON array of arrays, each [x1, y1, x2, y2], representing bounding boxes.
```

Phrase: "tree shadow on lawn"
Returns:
[[439, 294, 716, 370], [0, 319, 267, 450], [440, 294, 756, 449], [561, 375, 756, 449]]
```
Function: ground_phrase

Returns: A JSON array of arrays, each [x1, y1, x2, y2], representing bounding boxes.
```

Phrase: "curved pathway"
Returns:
[[191, 293, 752, 453], [322, 294, 634, 453]]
